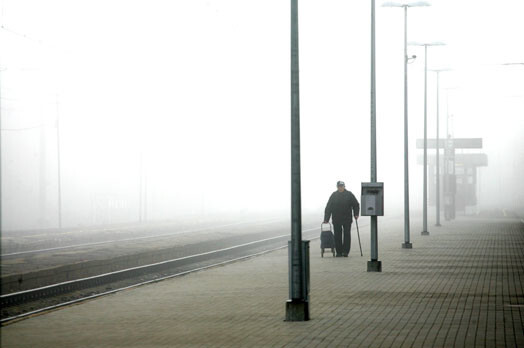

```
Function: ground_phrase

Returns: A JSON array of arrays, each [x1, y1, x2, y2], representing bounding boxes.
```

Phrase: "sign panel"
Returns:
[[416, 138, 483, 149]]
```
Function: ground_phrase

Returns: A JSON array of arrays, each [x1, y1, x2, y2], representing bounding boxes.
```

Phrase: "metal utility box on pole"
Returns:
[[362, 181, 384, 272], [285, 0, 309, 321], [362, 183, 384, 217], [364, 0, 382, 272]]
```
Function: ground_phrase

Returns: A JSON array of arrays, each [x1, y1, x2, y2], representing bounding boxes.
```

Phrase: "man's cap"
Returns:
[[337, 181, 345, 187]]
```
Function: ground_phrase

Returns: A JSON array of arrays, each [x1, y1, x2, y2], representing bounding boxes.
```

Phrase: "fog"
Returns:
[[1, 0, 523, 231]]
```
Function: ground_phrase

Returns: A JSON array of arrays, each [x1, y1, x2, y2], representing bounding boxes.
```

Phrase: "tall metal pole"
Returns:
[[435, 71, 441, 227], [290, 0, 302, 301], [39, 101, 47, 228], [368, 0, 382, 272], [421, 45, 429, 236], [0, 68, 3, 235], [444, 88, 450, 220], [446, 89, 450, 138], [443, 88, 450, 221], [139, 152, 143, 223], [370, 4, 376, 185], [55, 94, 63, 229], [286, 0, 308, 321], [402, 5, 412, 248], [144, 163, 148, 222]]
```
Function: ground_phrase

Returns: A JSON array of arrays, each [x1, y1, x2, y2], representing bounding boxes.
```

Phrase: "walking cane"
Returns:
[[355, 218, 363, 257]]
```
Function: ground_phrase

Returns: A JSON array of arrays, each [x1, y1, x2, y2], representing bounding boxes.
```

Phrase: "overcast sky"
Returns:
[[1, 0, 523, 230]]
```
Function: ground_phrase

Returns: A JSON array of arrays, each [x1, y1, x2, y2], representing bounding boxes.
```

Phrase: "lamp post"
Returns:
[[382, 1, 430, 248], [0, 68, 3, 234], [139, 152, 143, 223], [443, 86, 457, 221], [429, 68, 450, 227], [366, 0, 383, 272], [55, 94, 63, 229], [286, 0, 309, 321], [409, 41, 444, 236]]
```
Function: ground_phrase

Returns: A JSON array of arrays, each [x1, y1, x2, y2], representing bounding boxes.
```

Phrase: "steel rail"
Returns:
[[1, 221, 372, 325], [0, 226, 334, 325], [1, 243, 294, 325], [1, 226, 326, 309], [1, 218, 281, 258]]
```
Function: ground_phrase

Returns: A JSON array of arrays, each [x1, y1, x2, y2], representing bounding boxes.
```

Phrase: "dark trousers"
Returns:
[[333, 222, 352, 255]]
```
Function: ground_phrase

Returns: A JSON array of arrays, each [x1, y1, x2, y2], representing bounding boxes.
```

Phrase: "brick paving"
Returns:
[[1, 215, 523, 347]]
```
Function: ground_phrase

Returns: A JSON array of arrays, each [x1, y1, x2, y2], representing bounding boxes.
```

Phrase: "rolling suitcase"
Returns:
[[320, 223, 336, 257]]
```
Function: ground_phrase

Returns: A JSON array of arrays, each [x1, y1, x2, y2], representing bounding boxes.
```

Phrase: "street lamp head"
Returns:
[[408, 41, 446, 47], [407, 55, 417, 63], [382, 2, 404, 7], [429, 68, 452, 72], [382, 1, 430, 7], [407, 1, 431, 6]]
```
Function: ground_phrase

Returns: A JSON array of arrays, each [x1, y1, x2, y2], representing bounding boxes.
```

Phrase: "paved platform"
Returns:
[[1, 215, 523, 347]]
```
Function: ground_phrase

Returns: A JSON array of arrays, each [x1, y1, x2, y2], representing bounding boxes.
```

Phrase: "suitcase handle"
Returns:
[[321, 222, 332, 232]]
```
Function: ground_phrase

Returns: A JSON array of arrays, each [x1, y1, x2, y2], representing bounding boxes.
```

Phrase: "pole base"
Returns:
[[435, 223, 442, 227], [402, 242, 413, 249], [367, 260, 382, 272], [421, 231, 430, 236], [285, 299, 310, 321]]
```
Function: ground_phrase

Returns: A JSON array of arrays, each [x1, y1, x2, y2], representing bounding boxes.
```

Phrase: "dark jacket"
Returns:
[[324, 190, 360, 224]]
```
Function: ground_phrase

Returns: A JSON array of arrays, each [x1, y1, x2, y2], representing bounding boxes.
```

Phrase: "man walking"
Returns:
[[324, 181, 360, 257]]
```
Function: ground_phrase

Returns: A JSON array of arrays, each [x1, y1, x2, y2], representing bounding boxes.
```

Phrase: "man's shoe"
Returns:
[[336, 254, 343, 257], [343, 254, 348, 257]]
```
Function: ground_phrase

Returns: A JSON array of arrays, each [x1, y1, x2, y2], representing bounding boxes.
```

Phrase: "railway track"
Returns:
[[2, 220, 370, 325], [1, 218, 281, 258]]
